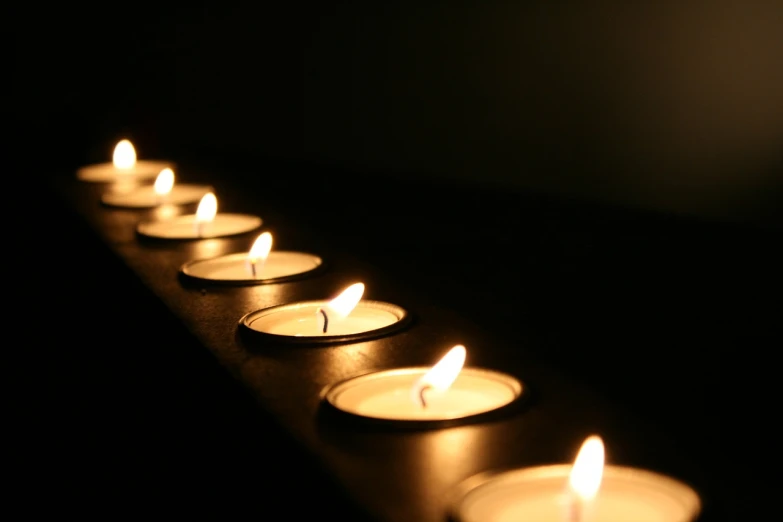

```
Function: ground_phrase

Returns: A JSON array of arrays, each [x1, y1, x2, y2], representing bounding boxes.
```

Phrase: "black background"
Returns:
[[10, 2, 783, 222]]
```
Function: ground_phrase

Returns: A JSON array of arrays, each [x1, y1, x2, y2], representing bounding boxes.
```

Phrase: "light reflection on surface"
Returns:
[[235, 282, 302, 312], [109, 179, 146, 194], [315, 338, 409, 386], [412, 426, 487, 492], [186, 237, 236, 259], [237, 337, 394, 433], [240, 339, 384, 387], [150, 203, 184, 221], [325, 425, 490, 522], [318, 341, 383, 383]]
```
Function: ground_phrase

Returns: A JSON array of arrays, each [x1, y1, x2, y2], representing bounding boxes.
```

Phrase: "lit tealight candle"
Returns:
[[180, 231, 324, 285], [136, 192, 262, 239], [449, 435, 701, 522], [239, 282, 411, 344], [101, 168, 213, 208], [77, 139, 172, 182], [322, 345, 525, 426]]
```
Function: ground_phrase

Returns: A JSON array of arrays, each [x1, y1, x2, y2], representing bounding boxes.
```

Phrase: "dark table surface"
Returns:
[[33, 153, 781, 521]]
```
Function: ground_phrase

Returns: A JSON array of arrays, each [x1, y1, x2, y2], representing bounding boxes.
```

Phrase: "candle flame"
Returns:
[[248, 232, 273, 263], [112, 139, 136, 169], [411, 345, 466, 404], [195, 192, 218, 224], [154, 168, 175, 196], [326, 283, 365, 318], [569, 435, 605, 501]]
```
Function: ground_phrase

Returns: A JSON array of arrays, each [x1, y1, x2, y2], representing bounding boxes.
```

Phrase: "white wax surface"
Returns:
[[454, 465, 700, 522], [182, 251, 322, 282], [76, 160, 172, 182], [330, 369, 520, 421], [246, 302, 400, 337], [137, 213, 262, 239], [101, 184, 213, 208]]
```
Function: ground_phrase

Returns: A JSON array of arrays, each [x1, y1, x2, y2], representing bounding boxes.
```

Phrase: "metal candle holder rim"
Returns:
[[135, 213, 262, 240], [445, 464, 702, 522], [100, 183, 213, 208], [238, 299, 413, 346], [179, 251, 327, 286], [76, 160, 175, 182], [320, 366, 529, 430]]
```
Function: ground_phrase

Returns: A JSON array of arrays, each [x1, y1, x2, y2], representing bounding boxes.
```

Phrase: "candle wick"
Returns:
[[317, 308, 329, 333], [569, 496, 582, 522], [251, 261, 257, 278], [418, 384, 432, 408]]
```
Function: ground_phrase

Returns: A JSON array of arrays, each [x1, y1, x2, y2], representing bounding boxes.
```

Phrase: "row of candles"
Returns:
[[76, 139, 703, 522]]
